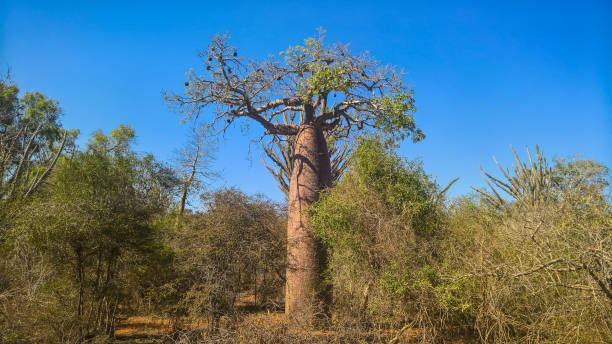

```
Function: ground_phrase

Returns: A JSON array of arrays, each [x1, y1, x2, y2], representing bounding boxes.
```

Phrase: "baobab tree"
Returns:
[[261, 111, 352, 196], [166, 31, 424, 319]]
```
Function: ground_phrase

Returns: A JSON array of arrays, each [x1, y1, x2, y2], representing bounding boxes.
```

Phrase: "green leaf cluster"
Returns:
[[375, 92, 423, 144], [311, 137, 453, 327]]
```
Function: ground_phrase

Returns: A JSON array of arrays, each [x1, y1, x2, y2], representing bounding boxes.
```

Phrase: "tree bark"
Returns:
[[179, 140, 202, 216], [285, 123, 331, 319], [178, 183, 189, 215]]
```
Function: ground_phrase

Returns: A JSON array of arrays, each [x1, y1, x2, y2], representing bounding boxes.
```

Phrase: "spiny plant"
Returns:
[[472, 145, 555, 209]]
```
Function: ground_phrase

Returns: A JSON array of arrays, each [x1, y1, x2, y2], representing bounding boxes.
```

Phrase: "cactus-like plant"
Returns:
[[472, 145, 555, 209]]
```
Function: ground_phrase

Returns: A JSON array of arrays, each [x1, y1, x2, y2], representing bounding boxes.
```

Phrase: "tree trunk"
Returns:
[[285, 123, 331, 319], [178, 183, 188, 215]]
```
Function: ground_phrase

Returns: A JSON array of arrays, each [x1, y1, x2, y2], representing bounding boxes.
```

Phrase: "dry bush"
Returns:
[[167, 188, 286, 330], [445, 147, 612, 343]]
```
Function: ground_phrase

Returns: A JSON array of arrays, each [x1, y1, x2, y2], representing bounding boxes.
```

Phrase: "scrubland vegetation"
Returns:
[[1, 34, 610, 344]]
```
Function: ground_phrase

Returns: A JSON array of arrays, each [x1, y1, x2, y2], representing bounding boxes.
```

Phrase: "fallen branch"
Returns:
[[389, 324, 411, 344]]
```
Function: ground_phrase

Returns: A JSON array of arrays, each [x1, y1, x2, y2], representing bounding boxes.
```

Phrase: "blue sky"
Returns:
[[1, 1, 610, 204]]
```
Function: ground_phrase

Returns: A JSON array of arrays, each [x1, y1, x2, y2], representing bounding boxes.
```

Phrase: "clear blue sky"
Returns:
[[1, 1, 610, 204]]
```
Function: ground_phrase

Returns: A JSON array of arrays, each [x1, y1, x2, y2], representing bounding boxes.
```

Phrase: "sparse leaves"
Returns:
[[165, 30, 423, 146]]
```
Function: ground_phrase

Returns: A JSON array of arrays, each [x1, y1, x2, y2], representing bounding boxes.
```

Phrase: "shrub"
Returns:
[[446, 147, 611, 343], [311, 137, 461, 341], [168, 188, 286, 331]]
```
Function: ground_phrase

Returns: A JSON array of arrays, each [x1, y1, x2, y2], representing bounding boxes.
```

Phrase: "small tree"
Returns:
[[166, 30, 424, 318], [175, 127, 216, 216], [7, 125, 176, 342], [0, 76, 77, 200]]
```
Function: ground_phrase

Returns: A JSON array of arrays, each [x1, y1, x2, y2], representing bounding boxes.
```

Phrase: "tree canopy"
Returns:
[[166, 30, 424, 145], [0, 76, 77, 200]]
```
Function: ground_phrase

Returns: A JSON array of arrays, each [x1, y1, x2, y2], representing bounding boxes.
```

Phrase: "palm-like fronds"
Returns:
[[262, 136, 351, 196], [472, 145, 555, 209]]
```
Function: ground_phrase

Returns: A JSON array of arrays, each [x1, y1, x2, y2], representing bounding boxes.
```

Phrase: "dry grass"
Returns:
[[115, 316, 174, 336], [114, 287, 475, 343], [115, 293, 263, 336], [114, 310, 474, 343]]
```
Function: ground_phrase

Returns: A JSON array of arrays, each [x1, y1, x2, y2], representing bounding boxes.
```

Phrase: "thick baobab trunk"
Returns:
[[285, 123, 331, 319]]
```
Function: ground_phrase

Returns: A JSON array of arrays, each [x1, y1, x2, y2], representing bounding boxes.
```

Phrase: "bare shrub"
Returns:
[[168, 188, 286, 330]]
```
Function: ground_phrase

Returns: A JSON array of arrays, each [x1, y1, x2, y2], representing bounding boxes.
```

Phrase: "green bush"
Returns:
[[0, 126, 177, 343], [312, 141, 611, 343], [311, 137, 462, 341]]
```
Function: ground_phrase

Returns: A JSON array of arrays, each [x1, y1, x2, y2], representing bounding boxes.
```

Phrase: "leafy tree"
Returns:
[[553, 156, 610, 203], [3, 125, 176, 342], [166, 30, 424, 318], [0, 76, 77, 200]]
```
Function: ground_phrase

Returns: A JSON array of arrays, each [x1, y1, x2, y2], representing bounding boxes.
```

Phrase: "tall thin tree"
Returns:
[[175, 127, 216, 216]]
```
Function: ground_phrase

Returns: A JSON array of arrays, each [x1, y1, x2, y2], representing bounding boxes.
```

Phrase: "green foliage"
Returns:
[[0, 77, 77, 201], [375, 92, 423, 144], [317, 136, 441, 238], [1, 125, 177, 343], [277, 33, 423, 145], [311, 137, 456, 337], [169, 30, 424, 152], [282, 38, 352, 98], [20, 91, 62, 139], [0, 78, 19, 126], [310, 142, 611, 343]]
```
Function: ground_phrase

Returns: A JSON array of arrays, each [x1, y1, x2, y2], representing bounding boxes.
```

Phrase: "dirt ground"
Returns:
[[114, 294, 472, 343]]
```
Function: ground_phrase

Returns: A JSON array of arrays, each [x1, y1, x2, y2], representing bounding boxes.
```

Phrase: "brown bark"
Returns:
[[178, 183, 189, 215], [285, 123, 331, 319]]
